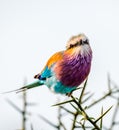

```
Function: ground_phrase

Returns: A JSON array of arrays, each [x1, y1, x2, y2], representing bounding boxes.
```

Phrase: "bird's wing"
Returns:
[[34, 51, 64, 80]]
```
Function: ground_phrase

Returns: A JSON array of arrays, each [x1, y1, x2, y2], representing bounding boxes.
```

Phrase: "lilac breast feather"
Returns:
[[59, 50, 92, 87]]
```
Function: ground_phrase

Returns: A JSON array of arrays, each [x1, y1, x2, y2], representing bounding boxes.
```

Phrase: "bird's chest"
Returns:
[[54, 54, 92, 87]]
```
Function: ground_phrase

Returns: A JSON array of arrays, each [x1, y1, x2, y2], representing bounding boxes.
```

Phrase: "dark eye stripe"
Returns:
[[69, 42, 80, 48]]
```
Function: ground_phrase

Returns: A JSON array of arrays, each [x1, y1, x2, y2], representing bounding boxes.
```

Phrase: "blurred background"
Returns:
[[0, 0, 119, 130]]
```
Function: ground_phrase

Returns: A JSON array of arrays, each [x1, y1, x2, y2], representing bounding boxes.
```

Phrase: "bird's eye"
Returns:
[[83, 39, 88, 43], [81, 38, 89, 45]]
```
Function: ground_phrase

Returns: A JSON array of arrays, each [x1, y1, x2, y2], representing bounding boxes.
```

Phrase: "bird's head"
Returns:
[[66, 33, 89, 50]]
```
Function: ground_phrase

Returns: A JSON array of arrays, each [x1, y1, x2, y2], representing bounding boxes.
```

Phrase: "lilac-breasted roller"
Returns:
[[4, 34, 92, 96]]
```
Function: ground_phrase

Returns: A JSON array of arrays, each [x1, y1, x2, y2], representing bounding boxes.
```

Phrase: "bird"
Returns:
[[3, 33, 92, 96]]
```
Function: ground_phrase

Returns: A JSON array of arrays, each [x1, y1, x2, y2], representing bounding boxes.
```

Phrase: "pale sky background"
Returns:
[[0, 0, 119, 130]]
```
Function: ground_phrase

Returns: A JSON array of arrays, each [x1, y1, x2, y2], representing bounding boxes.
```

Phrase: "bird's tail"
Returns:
[[1, 80, 43, 94]]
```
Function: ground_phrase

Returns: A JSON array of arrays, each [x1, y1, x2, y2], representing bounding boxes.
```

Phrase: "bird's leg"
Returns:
[[66, 92, 73, 97], [66, 88, 78, 97]]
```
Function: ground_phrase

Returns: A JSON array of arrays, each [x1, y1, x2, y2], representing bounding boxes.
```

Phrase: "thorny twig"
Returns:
[[52, 76, 119, 130]]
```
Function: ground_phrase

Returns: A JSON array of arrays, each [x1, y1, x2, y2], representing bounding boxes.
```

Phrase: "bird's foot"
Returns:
[[66, 92, 72, 97]]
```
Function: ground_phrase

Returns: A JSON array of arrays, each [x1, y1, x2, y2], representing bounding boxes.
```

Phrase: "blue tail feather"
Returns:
[[1, 80, 43, 94]]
